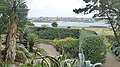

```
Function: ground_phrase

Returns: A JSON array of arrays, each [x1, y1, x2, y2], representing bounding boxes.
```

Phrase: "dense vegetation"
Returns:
[[51, 37, 79, 58], [73, 0, 120, 46], [106, 35, 120, 60], [30, 27, 80, 39], [78, 29, 107, 64], [81, 35, 107, 63], [74, 0, 120, 61], [51, 22, 58, 27], [0, 0, 118, 66]]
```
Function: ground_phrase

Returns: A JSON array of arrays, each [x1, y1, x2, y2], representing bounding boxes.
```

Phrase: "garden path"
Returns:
[[38, 43, 60, 56], [38, 43, 120, 67], [102, 51, 120, 67]]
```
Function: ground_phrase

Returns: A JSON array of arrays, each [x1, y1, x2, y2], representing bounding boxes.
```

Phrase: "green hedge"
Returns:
[[30, 27, 80, 40], [81, 35, 107, 63], [51, 37, 79, 58], [29, 27, 97, 40]]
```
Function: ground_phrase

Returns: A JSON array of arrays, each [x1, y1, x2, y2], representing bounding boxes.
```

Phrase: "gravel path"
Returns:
[[102, 51, 120, 67], [38, 43, 60, 56]]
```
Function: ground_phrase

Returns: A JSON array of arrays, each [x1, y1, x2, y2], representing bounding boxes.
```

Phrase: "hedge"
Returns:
[[81, 35, 107, 63], [30, 27, 80, 40], [29, 27, 97, 40]]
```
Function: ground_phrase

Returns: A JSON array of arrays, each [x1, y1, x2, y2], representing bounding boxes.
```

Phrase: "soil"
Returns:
[[38, 43, 60, 56]]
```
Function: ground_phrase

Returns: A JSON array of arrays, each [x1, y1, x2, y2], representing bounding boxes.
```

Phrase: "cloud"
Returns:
[[26, 0, 94, 17]]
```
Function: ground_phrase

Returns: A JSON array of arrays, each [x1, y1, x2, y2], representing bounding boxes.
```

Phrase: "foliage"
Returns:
[[105, 35, 116, 42], [16, 44, 32, 59], [30, 27, 80, 40], [73, 0, 120, 46], [110, 41, 120, 60], [81, 35, 107, 63], [18, 52, 76, 67], [34, 47, 46, 55], [0, 0, 29, 31], [0, 0, 29, 63], [15, 50, 27, 63], [26, 21, 34, 26], [26, 33, 38, 52], [18, 27, 31, 48], [51, 22, 58, 27], [80, 30, 97, 37], [0, 61, 10, 67], [52, 37, 79, 58], [79, 30, 97, 47], [0, 16, 8, 35], [73, 0, 120, 17]]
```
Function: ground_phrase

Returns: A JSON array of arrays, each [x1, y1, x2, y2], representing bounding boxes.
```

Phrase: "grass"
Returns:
[[59, 26, 113, 35]]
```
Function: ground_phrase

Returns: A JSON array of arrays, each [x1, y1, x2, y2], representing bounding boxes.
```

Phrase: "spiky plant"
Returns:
[[26, 33, 38, 52]]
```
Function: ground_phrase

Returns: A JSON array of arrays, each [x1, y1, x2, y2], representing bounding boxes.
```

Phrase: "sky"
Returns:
[[26, 0, 95, 18]]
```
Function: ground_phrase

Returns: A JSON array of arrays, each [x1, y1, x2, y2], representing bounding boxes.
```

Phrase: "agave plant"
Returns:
[[33, 52, 76, 67]]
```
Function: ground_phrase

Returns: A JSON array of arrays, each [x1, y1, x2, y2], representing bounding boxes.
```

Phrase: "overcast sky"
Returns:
[[26, 0, 95, 18]]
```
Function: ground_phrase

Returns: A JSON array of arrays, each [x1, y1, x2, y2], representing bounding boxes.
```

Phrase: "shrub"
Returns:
[[51, 22, 58, 27], [52, 37, 79, 58], [30, 27, 80, 40], [81, 35, 107, 63], [26, 33, 38, 52], [18, 27, 31, 49]]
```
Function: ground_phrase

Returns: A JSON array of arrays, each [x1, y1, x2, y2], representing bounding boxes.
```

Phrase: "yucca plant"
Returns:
[[26, 33, 38, 52], [118, 54, 120, 60], [112, 47, 120, 54], [18, 27, 31, 48], [116, 49, 120, 56]]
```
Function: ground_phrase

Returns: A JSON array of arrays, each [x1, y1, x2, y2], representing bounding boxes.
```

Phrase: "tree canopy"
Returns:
[[0, 0, 29, 35], [73, 0, 120, 18], [73, 0, 120, 46]]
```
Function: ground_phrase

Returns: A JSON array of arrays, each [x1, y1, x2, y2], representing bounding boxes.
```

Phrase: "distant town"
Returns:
[[28, 17, 97, 22]]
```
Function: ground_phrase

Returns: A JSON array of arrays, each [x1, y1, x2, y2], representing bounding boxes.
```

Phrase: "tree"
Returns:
[[0, 0, 29, 35], [51, 22, 58, 27], [73, 0, 120, 46], [5, 0, 20, 64], [0, 0, 28, 65]]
